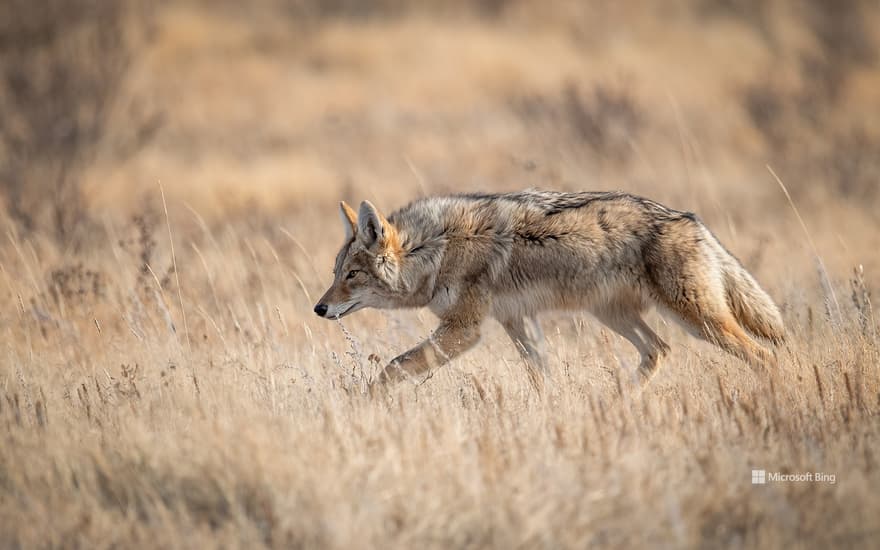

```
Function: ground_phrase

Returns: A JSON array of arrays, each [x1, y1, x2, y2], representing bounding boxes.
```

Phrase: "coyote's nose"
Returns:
[[313, 303, 328, 317]]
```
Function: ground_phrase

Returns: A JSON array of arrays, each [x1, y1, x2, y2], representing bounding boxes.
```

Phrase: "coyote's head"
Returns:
[[313, 200, 405, 319]]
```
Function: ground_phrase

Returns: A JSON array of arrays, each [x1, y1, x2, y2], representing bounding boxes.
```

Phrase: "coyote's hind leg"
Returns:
[[501, 316, 547, 390], [595, 307, 670, 383]]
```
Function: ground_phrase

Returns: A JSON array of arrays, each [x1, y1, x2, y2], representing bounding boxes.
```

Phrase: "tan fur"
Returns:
[[314, 190, 785, 387]]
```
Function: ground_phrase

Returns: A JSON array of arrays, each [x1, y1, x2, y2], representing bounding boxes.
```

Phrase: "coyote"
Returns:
[[314, 190, 784, 386]]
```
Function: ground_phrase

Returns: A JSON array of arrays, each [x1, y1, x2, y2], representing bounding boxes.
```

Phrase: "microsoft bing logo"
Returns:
[[751, 469, 766, 484]]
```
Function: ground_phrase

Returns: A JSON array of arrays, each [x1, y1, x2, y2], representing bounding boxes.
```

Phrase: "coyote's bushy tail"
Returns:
[[721, 256, 785, 344]]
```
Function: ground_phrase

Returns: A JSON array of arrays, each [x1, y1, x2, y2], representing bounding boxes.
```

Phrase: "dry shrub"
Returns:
[[280, 0, 516, 20], [741, 0, 879, 206], [0, 0, 156, 242], [513, 83, 643, 163]]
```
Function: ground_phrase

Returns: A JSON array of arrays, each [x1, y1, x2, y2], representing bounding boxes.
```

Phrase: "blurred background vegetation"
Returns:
[[0, 0, 878, 264], [1, 4, 879, 547]]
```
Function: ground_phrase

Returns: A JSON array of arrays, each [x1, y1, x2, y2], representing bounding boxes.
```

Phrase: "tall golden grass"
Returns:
[[1, 1, 879, 548]]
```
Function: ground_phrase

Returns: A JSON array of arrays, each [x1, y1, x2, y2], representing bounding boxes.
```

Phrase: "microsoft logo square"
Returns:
[[752, 469, 766, 484]]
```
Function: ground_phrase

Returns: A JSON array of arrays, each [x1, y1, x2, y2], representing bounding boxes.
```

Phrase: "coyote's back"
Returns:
[[314, 190, 784, 386]]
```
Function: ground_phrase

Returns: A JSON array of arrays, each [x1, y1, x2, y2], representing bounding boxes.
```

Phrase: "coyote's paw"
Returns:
[[373, 361, 407, 386]]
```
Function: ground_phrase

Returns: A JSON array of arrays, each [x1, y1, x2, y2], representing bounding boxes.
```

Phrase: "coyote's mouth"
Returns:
[[333, 302, 361, 319]]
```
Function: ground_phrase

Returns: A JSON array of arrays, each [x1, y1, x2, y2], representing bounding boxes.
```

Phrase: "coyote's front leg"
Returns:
[[375, 290, 488, 385]]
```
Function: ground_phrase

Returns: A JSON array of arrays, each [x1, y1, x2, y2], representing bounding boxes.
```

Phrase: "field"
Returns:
[[1, 1, 879, 548]]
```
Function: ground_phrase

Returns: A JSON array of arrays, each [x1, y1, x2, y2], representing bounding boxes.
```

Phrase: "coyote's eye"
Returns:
[[346, 270, 360, 280]]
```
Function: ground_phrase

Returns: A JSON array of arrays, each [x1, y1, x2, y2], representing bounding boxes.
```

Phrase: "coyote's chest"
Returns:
[[427, 283, 460, 317]]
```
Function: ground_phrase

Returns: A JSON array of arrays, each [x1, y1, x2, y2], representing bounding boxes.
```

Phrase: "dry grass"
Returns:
[[1, 219, 878, 549], [2, 1, 880, 548]]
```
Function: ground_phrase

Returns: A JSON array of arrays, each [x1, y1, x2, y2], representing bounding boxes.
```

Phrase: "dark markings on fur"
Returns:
[[516, 231, 562, 245], [597, 208, 612, 233], [457, 189, 695, 222]]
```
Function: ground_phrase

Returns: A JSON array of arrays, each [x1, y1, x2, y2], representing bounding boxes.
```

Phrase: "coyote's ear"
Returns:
[[357, 200, 393, 250], [339, 201, 357, 240]]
